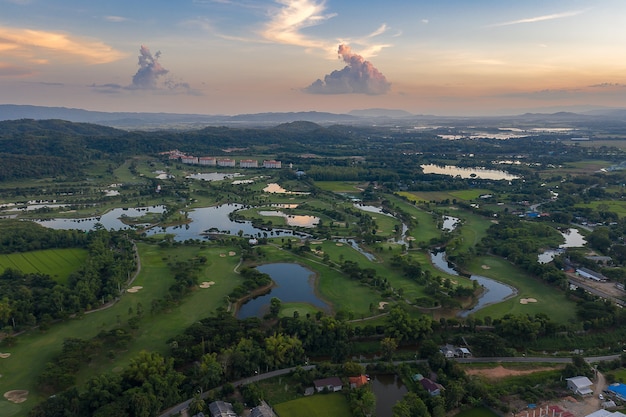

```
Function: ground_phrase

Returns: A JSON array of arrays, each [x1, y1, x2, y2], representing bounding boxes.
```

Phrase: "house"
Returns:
[[420, 377, 444, 396], [349, 374, 369, 389], [586, 411, 626, 417], [207, 400, 239, 417], [314, 376, 343, 392], [456, 347, 472, 358], [250, 401, 276, 417], [440, 345, 456, 358], [566, 376, 594, 396]]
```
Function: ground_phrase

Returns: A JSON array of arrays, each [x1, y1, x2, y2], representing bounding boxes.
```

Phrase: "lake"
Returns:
[[538, 228, 587, 263], [236, 263, 331, 319], [430, 251, 516, 317], [421, 164, 519, 180]]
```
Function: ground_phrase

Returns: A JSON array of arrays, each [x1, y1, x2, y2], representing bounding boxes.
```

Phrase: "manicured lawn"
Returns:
[[0, 248, 87, 284], [576, 200, 626, 218], [274, 393, 352, 417], [0, 242, 243, 417], [397, 189, 493, 203], [466, 256, 576, 324], [314, 181, 364, 193]]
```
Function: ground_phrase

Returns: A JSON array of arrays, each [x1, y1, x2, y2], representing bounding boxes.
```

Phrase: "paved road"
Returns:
[[158, 355, 621, 416]]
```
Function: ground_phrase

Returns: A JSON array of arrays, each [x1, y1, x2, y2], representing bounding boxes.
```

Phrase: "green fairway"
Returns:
[[274, 393, 352, 417], [0, 242, 243, 417], [314, 181, 365, 193], [0, 248, 87, 284], [466, 256, 576, 323]]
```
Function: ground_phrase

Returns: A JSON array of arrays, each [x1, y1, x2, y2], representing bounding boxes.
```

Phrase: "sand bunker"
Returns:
[[199, 281, 215, 289], [219, 253, 226, 257], [335, 243, 344, 246], [406, 236, 416, 241], [228, 251, 236, 256], [127, 286, 143, 293], [520, 298, 538, 304], [4, 390, 28, 404], [0, 353, 10, 359], [378, 301, 389, 310], [481, 265, 491, 270]]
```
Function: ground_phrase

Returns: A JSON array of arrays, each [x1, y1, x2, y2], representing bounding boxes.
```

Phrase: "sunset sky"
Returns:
[[2, 0, 625, 116]]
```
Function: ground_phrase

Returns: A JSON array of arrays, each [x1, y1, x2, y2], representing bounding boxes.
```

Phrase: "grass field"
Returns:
[[0, 242, 243, 417], [397, 189, 493, 203], [454, 406, 501, 417], [575, 200, 626, 218], [274, 393, 352, 417], [0, 248, 87, 284], [466, 256, 577, 324], [314, 181, 365, 193]]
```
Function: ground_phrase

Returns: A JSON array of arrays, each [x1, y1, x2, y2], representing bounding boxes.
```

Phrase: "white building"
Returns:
[[217, 158, 236, 167], [240, 159, 258, 168], [263, 160, 282, 169], [566, 376, 593, 396], [181, 156, 198, 165], [198, 157, 217, 166]]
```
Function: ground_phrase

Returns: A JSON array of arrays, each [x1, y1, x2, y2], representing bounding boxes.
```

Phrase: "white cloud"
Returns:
[[490, 9, 586, 27]]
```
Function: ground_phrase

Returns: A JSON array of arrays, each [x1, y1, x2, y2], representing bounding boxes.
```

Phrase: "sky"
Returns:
[[1, 0, 626, 116]]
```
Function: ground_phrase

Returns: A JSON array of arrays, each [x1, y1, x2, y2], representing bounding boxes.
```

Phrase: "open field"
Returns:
[[0, 243, 243, 417], [314, 181, 364, 193], [466, 256, 576, 324], [274, 393, 352, 417], [0, 248, 87, 284], [397, 189, 493, 203], [576, 200, 626, 218]]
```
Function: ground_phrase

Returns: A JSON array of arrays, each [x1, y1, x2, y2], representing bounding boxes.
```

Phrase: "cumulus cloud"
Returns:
[[92, 45, 199, 95], [304, 44, 391, 95]]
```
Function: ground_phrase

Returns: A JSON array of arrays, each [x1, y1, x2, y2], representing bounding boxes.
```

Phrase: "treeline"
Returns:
[[0, 221, 88, 254], [0, 228, 135, 329]]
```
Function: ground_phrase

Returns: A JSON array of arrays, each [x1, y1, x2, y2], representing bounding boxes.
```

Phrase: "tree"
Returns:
[[381, 337, 398, 361], [197, 352, 223, 390], [393, 392, 431, 417], [269, 297, 281, 317]]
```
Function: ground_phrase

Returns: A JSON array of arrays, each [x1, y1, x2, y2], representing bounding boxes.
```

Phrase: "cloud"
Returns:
[[490, 10, 586, 27], [104, 15, 129, 23], [0, 26, 125, 65], [129, 45, 169, 89], [304, 44, 391, 95], [589, 82, 626, 88], [0, 62, 31, 76], [262, 0, 336, 51], [92, 45, 200, 95]]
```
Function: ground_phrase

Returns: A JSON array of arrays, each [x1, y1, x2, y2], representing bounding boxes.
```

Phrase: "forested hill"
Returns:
[[0, 118, 378, 181]]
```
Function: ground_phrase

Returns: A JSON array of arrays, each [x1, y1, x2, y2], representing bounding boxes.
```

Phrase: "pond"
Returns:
[[257, 210, 320, 228], [538, 228, 587, 263], [236, 263, 331, 319], [35, 204, 308, 241], [370, 374, 407, 417], [430, 251, 516, 317], [336, 239, 377, 261], [34, 206, 166, 231], [442, 215, 460, 232], [186, 172, 243, 181], [353, 203, 394, 217], [421, 164, 519, 181]]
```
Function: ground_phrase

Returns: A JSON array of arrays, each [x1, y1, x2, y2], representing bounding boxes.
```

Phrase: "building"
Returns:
[[314, 376, 343, 392], [566, 376, 593, 396], [207, 401, 239, 417], [440, 345, 456, 358], [217, 158, 236, 167], [182, 156, 199, 165], [420, 377, 443, 396], [608, 383, 626, 401], [239, 159, 258, 168], [199, 157, 217, 166], [263, 160, 282, 169], [456, 347, 472, 358], [577, 267, 608, 282], [349, 375, 369, 388], [586, 411, 626, 417], [250, 401, 276, 417]]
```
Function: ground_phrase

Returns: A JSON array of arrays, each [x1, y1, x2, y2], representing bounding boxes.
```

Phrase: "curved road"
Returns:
[[158, 354, 620, 417]]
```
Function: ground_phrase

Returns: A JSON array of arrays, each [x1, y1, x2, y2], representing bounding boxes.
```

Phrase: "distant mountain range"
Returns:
[[1, 104, 626, 129]]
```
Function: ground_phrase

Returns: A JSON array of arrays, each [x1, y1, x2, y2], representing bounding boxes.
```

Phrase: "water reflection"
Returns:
[[258, 210, 320, 227], [442, 216, 459, 232], [421, 164, 519, 180], [236, 263, 331, 319], [370, 374, 407, 417], [538, 228, 586, 264], [430, 251, 516, 317]]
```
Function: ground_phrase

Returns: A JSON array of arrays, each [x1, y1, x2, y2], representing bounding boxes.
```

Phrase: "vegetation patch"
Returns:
[[274, 393, 352, 417]]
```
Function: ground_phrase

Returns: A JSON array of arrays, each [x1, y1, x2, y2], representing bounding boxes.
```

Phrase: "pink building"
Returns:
[[217, 158, 236, 167], [263, 160, 282, 169], [240, 159, 258, 168], [198, 157, 217, 166]]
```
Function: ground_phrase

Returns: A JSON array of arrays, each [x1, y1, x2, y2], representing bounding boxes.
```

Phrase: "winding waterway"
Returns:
[[430, 251, 516, 317]]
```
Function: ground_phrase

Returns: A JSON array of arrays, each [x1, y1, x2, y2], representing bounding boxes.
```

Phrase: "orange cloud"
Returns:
[[0, 26, 125, 65]]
